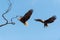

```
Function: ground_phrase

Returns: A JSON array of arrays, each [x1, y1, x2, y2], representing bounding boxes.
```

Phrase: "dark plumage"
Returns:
[[19, 9, 33, 26], [35, 16, 56, 27]]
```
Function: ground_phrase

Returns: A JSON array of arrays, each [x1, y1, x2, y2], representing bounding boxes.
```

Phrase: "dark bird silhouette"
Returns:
[[18, 9, 33, 26], [35, 16, 56, 27]]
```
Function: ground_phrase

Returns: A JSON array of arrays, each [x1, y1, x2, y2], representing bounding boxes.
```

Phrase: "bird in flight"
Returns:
[[18, 9, 33, 26], [35, 16, 56, 27]]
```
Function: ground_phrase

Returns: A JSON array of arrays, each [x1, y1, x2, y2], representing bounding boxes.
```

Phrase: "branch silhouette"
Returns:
[[0, 0, 15, 27]]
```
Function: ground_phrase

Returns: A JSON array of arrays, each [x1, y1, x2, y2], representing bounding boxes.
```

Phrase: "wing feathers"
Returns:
[[35, 19, 44, 23], [20, 9, 33, 23], [45, 16, 56, 23]]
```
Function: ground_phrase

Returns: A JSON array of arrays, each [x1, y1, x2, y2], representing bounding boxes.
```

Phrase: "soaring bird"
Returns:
[[18, 9, 33, 26], [35, 16, 56, 27]]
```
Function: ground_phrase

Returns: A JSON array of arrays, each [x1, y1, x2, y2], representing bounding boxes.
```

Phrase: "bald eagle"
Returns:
[[35, 16, 56, 27], [18, 9, 33, 26]]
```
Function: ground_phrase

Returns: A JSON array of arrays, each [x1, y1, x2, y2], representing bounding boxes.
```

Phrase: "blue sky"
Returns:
[[0, 0, 60, 40]]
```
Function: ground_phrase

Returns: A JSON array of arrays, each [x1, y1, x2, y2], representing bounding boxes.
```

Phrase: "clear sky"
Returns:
[[0, 0, 60, 40]]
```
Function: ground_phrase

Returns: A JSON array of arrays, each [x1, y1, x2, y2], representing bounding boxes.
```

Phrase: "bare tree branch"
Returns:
[[0, 0, 15, 27]]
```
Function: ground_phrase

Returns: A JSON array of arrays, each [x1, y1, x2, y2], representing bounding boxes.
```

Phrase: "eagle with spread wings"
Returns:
[[35, 16, 56, 27], [18, 9, 33, 26]]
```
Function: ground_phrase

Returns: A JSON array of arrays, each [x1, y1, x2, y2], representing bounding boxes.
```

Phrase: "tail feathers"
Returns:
[[35, 19, 44, 23], [24, 22, 28, 26], [44, 23, 48, 27]]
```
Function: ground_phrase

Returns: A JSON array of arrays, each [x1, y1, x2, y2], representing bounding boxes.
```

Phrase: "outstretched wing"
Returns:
[[45, 16, 56, 23], [21, 9, 33, 23], [35, 19, 44, 23]]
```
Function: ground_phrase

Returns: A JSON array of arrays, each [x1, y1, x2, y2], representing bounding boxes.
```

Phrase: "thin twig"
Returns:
[[11, 16, 18, 22]]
